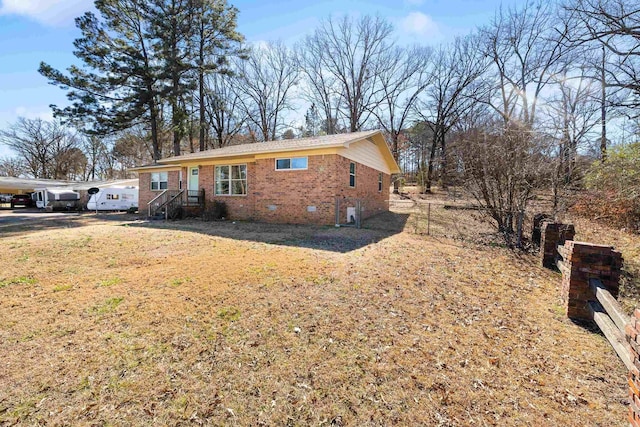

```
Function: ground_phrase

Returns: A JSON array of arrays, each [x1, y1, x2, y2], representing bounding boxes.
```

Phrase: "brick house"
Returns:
[[131, 130, 401, 225]]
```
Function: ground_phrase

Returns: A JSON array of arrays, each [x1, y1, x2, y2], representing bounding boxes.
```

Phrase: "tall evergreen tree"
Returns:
[[39, 0, 164, 160], [149, 0, 195, 157], [39, 0, 244, 160], [192, 0, 244, 151]]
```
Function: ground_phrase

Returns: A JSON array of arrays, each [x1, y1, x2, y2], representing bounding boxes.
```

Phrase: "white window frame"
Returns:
[[275, 157, 308, 171], [378, 173, 383, 192], [151, 172, 168, 191], [349, 162, 356, 188], [215, 164, 247, 196]]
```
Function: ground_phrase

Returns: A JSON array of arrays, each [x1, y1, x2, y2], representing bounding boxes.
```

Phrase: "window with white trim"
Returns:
[[215, 164, 247, 195], [349, 162, 356, 188], [378, 173, 383, 192], [151, 172, 168, 190], [275, 157, 308, 170]]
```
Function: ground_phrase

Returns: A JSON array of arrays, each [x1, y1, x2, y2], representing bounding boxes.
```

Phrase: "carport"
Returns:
[[0, 177, 72, 195], [0, 177, 139, 208]]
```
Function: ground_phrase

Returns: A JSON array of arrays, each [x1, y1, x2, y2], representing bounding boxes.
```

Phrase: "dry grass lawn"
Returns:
[[0, 207, 632, 426]]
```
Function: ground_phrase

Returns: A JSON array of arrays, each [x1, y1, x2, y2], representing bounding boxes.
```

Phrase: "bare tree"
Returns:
[[112, 130, 155, 178], [417, 35, 487, 192], [297, 33, 343, 135], [480, 1, 568, 127], [403, 122, 433, 187], [306, 15, 394, 132], [54, 147, 87, 180], [234, 41, 299, 142], [545, 61, 601, 211], [82, 135, 114, 180], [564, 0, 640, 114], [455, 119, 550, 246], [0, 118, 78, 179], [205, 72, 247, 148], [370, 45, 432, 193], [0, 157, 26, 177]]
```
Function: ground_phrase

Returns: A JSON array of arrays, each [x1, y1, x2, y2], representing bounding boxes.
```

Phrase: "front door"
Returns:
[[188, 167, 199, 204]]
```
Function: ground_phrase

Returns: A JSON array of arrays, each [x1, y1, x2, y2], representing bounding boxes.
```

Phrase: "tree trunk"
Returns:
[[199, 69, 206, 151], [392, 133, 400, 194], [148, 95, 161, 161], [424, 139, 437, 193], [440, 136, 447, 190], [198, 17, 206, 152]]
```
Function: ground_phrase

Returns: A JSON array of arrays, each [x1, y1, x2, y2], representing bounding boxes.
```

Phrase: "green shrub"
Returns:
[[574, 142, 640, 232]]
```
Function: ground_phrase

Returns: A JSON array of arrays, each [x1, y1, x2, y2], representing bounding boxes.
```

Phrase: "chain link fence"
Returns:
[[388, 197, 532, 247]]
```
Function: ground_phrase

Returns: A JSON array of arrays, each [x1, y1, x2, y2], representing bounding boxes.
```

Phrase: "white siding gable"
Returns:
[[337, 138, 391, 174]]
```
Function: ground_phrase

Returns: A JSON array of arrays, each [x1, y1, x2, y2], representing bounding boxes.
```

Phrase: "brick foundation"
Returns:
[[559, 241, 623, 320], [540, 222, 575, 268], [627, 309, 640, 427]]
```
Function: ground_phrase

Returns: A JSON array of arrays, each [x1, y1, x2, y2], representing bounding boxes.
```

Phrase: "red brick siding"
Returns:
[[138, 170, 180, 211], [138, 154, 390, 225], [334, 155, 389, 220], [251, 155, 340, 224], [201, 164, 255, 220]]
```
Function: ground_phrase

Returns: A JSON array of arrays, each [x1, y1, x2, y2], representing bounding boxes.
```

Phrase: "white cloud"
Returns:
[[0, 0, 93, 27], [400, 11, 440, 39], [14, 106, 54, 121]]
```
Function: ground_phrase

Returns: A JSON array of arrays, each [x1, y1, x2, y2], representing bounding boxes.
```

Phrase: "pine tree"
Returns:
[[39, 0, 164, 160], [192, 0, 244, 151]]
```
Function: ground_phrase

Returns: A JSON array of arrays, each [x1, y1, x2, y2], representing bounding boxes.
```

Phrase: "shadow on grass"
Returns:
[[0, 211, 136, 237], [128, 211, 410, 254]]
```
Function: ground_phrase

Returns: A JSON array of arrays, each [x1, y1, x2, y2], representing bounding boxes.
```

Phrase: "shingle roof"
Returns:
[[157, 130, 381, 164]]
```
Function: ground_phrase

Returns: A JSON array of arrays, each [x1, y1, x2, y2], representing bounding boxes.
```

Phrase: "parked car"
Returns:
[[10, 194, 34, 208], [0, 194, 12, 203]]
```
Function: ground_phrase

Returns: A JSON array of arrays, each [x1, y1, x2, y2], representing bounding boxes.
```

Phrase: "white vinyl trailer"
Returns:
[[33, 187, 81, 211], [87, 187, 138, 211]]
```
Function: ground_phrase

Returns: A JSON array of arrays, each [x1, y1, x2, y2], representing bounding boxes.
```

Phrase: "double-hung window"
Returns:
[[275, 157, 308, 170], [349, 162, 356, 187], [215, 165, 247, 195], [378, 173, 383, 192], [151, 172, 168, 190]]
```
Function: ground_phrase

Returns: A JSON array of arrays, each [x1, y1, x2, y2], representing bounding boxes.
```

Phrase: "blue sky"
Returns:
[[0, 0, 518, 157]]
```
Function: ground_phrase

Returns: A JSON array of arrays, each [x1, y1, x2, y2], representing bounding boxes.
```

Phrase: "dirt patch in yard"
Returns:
[[0, 213, 629, 425]]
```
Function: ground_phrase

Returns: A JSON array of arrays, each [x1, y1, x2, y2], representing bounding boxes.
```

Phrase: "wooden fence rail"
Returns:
[[538, 219, 640, 425], [587, 278, 633, 372]]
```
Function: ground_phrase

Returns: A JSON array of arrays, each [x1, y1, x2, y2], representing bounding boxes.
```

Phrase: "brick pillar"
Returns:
[[540, 222, 575, 268], [560, 241, 623, 320], [627, 309, 640, 427], [531, 213, 552, 246]]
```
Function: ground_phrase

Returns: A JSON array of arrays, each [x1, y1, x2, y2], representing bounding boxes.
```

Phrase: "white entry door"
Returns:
[[188, 167, 199, 203]]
